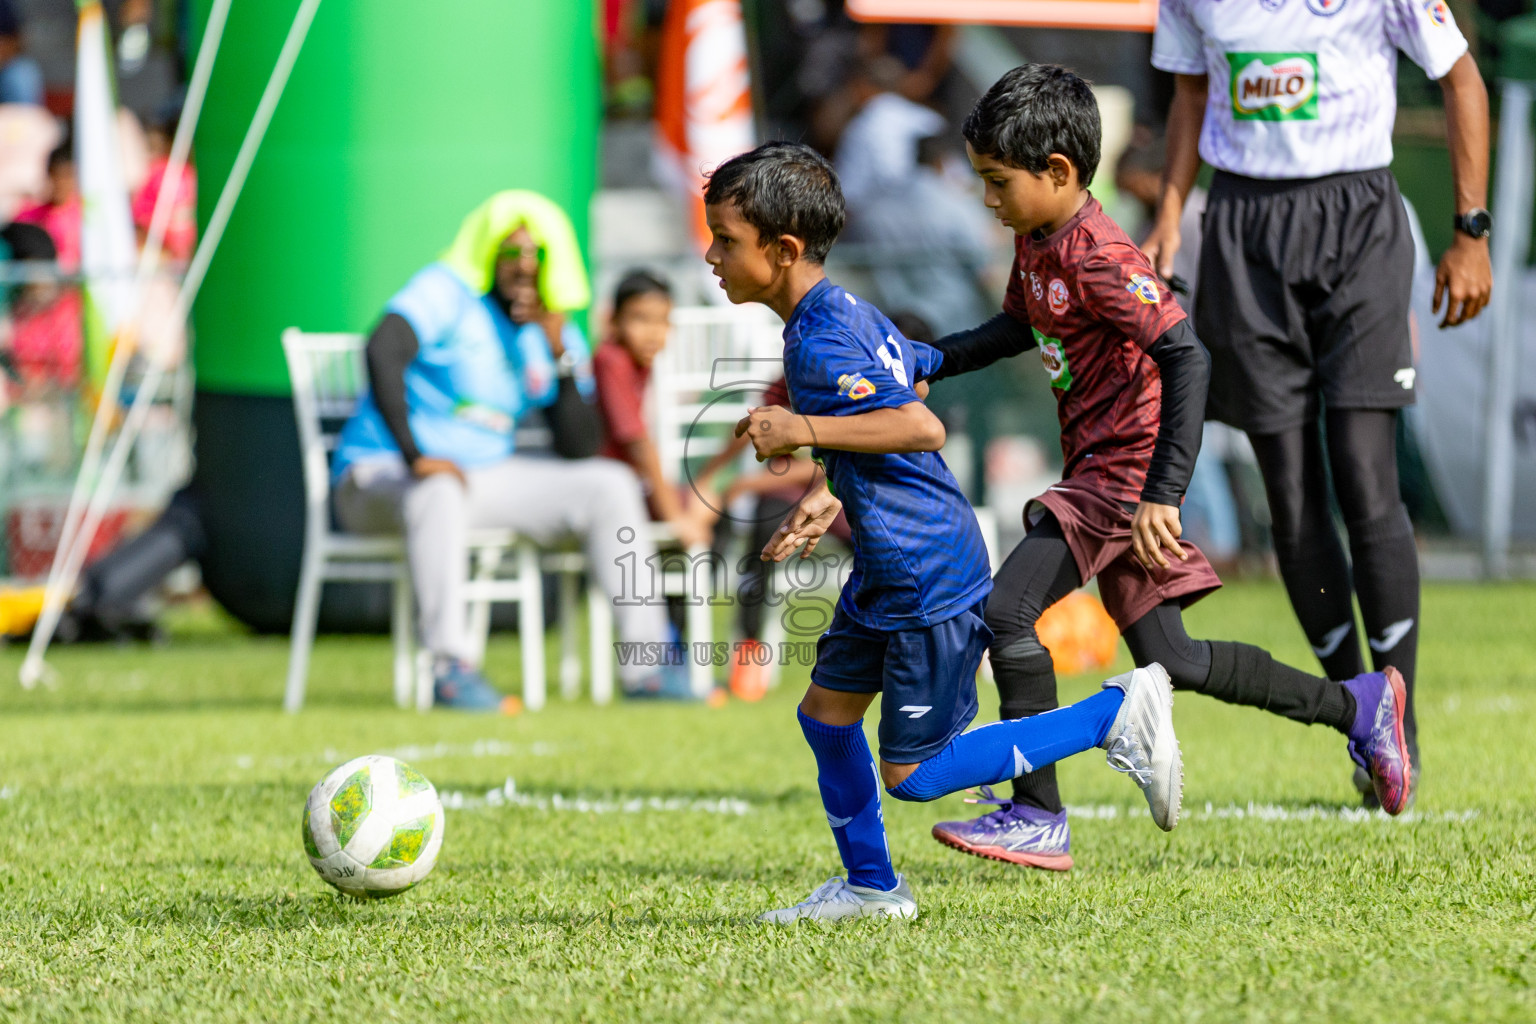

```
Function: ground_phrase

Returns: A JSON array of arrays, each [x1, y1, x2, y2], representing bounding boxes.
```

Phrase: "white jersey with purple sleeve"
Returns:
[[781, 279, 991, 631]]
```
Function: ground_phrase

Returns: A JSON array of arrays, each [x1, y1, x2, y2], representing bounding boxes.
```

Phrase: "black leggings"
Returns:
[[1249, 408, 1419, 743], [985, 514, 1352, 810]]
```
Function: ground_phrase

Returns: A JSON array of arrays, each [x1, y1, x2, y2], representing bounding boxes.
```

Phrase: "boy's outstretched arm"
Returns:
[[736, 399, 944, 460], [1131, 317, 1209, 570], [923, 312, 1037, 382]]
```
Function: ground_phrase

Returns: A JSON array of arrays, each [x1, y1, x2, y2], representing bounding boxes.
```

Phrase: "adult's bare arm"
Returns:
[[1143, 73, 1208, 279], [1435, 51, 1493, 328]]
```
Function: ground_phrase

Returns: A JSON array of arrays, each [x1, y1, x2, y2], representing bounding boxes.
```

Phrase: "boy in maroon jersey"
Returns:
[[913, 65, 1415, 868]]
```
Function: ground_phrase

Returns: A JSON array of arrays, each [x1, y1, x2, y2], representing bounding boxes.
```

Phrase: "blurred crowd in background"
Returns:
[[2, 0, 1532, 600], [0, 0, 193, 580]]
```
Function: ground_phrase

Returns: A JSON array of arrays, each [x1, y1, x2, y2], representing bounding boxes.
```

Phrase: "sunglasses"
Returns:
[[497, 243, 546, 263]]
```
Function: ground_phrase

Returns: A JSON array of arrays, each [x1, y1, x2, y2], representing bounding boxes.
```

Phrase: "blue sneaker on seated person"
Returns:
[[623, 662, 726, 705], [433, 660, 521, 714]]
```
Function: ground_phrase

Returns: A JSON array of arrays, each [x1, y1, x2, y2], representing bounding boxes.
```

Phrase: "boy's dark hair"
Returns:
[[613, 268, 671, 313], [962, 64, 1101, 186], [702, 141, 845, 264]]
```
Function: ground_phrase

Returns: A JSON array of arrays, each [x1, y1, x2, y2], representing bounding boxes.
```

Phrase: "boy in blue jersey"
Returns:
[[705, 142, 1184, 924]]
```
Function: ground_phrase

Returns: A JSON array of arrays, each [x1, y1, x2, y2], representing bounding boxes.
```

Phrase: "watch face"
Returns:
[[1461, 209, 1492, 238]]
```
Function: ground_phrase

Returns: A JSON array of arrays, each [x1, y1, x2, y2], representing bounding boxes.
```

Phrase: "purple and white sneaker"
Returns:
[[931, 786, 1073, 871], [1343, 666, 1414, 815]]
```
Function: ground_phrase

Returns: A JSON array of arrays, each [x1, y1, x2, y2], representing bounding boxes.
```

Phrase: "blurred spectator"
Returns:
[[331, 191, 696, 709], [834, 56, 945, 207], [132, 113, 195, 261], [842, 132, 997, 332], [0, 0, 42, 108], [15, 139, 79, 271], [692, 370, 852, 703], [0, 104, 58, 221], [0, 219, 76, 389], [591, 268, 712, 549]]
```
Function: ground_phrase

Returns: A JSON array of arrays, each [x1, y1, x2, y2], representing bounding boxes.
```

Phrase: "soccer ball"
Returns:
[[301, 755, 445, 899]]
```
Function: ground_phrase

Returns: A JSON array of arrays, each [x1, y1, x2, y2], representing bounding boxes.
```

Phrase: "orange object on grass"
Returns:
[[1035, 591, 1120, 675]]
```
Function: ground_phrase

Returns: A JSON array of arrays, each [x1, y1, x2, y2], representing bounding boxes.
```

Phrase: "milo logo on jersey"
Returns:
[[1228, 52, 1319, 121], [1032, 327, 1072, 391]]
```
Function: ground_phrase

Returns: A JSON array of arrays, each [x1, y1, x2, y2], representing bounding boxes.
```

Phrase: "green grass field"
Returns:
[[2, 581, 1534, 1023]]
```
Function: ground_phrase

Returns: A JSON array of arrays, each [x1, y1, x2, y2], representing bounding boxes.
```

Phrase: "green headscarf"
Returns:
[[438, 190, 591, 312]]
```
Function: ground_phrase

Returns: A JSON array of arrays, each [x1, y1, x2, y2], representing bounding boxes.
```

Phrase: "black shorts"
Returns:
[[811, 602, 990, 764], [1196, 168, 1416, 435]]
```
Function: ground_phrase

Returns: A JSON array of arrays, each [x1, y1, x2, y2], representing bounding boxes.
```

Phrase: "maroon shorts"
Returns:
[[1026, 483, 1222, 631]]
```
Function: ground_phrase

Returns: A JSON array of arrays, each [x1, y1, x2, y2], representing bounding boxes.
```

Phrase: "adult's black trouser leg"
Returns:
[[1249, 420, 1366, 684], [1121, 601, 1355, 732], [982, 514, 1082, 813], [1324, 409, 1420, 749]]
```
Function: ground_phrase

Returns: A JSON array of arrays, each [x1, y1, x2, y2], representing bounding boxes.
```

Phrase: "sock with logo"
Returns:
[[1346, 507, 1420, 744], [797, 709, 898, 892], [888, 689, 1124, 803]]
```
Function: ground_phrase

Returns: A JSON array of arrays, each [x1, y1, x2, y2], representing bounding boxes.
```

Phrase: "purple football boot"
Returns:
[[1343, 667, 1414, 815], [931, 786, 1073, 871]]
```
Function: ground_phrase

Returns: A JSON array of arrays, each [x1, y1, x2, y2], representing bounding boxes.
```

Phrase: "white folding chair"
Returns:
[[280, 328, 548, 712]]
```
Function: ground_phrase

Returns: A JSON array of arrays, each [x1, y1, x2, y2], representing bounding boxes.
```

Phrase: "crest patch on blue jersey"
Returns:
[[837, 373, 875, 399]]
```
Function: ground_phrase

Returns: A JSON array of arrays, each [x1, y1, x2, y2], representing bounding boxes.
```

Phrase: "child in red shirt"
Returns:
[[591, 269, 711, 549]]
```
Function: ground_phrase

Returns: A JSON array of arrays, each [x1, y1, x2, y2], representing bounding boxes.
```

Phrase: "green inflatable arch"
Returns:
[[188, 0, 599, 630]]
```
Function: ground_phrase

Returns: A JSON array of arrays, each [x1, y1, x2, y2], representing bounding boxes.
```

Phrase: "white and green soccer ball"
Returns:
[[302, 755, 445, 899]]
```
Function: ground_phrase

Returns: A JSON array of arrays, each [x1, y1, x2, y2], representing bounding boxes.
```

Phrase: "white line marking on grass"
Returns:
[[0, 784, 14, 800], [1065, 802, 1478, 824], [232, 739, 561, 771], [439, 777, 752, 816], [1441, 695, 1523, 714]]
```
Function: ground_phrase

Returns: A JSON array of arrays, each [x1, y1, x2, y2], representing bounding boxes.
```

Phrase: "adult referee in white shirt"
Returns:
[[1143, 0, 1493, 801]]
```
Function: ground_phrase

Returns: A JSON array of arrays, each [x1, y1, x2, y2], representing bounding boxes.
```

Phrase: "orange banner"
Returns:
[[653, 0, 755, 251], [847, 0, 1159, 32]]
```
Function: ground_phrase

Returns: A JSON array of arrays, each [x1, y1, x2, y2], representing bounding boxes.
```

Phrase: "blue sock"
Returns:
[[889, 688, 1124, 802], [797, 708, 899, 891]]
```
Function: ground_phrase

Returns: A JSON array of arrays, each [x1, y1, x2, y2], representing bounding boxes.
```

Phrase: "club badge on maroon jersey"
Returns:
[[1032, 327, 1072, 391], [1126, 272, 1161, 305], [1047, 279, 1071, 315]]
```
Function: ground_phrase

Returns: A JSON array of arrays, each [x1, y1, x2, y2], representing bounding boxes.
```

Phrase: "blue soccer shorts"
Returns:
[[810, 601, 992, 763]]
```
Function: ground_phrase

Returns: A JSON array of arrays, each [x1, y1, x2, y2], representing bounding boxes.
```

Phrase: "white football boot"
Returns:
[[1100, 664, 1183, 831], [759, 874, 918, 924]]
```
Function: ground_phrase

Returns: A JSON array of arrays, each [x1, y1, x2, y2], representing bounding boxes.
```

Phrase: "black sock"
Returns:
[[1347, 507, 1421, 747], [1273, 527, 1366, 683], [991, 636, 1063, 814], [1205, 641, 1356, 734]]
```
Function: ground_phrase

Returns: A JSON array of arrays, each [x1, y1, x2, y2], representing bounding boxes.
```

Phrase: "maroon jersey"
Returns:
[[1003, 198, 1187, 503]]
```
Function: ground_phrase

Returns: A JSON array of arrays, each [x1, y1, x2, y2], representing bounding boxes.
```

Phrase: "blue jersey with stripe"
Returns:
[[782, 279, 991, 631]]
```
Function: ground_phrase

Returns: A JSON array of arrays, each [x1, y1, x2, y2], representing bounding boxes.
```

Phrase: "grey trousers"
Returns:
[[334, 454, 670, 683]]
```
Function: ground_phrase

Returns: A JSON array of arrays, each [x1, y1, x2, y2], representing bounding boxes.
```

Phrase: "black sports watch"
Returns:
[[1454, 208, 1492, 240]]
